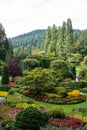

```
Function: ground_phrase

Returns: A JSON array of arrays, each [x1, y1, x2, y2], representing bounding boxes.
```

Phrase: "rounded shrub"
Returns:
[[14, 107, 48, 130], [8, 89, 16, 94]]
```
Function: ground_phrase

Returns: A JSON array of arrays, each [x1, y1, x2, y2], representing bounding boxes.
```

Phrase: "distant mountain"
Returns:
[[11, 29, 46, 48]]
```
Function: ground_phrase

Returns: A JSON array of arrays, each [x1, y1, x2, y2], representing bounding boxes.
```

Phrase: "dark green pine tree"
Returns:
[[44, 26, 51, 54], [1, 65, 9, 85], [48, 24, 57, 56]]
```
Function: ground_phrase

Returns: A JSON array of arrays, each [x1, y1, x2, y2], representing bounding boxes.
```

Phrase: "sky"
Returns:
[[0, 0, 87, 38]]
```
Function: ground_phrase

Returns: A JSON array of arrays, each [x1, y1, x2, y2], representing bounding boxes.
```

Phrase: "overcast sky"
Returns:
[[0, 0, 87, 37]]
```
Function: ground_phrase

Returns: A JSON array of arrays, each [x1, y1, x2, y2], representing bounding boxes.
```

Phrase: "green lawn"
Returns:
[[4, 92, 87, 121], [16, 92, 87, 114]]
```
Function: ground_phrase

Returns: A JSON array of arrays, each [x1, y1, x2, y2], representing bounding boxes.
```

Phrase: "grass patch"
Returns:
[[4, 92, 87, 121]]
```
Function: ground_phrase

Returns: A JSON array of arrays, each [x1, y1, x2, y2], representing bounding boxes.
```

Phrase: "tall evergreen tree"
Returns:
[[48, 24, 57, 55], [44, 26, 51, 53], [56, 26, 63, 56], [64, 18, 73, 59]]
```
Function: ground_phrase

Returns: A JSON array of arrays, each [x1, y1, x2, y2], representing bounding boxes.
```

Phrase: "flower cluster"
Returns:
[[0, 91, 8, 97], [67, 90, 80, 97], [16, 103, 39, 110]]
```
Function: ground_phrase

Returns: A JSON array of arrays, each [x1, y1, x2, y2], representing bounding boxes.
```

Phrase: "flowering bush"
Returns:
[[9, 82, 17, 86], [9, 108, 21, 120], [0, 91, 8, 97], [67, 90, 80, 97], [0, 104, 21, 120]]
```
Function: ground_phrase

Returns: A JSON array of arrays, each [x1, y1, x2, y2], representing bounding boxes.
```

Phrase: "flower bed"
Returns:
[[35, 95, 86, 104], [18, 88, 86, 105]]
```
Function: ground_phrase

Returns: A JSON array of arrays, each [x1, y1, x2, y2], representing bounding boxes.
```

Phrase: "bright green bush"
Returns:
[[50, 60, 71, 83], [14, 107, 48, 130], [22, 58, 40, 70]]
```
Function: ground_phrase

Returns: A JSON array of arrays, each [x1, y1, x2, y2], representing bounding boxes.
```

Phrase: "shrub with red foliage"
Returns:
[[48, 115, 87, 129], [8, 60, 22, 81]]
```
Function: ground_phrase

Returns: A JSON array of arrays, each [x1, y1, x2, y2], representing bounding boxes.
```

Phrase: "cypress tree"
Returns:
[[1, 65, 9, 85]]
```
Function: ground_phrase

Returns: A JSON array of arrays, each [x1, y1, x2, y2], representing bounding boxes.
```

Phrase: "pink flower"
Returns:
[[9, 82, 17, 86]]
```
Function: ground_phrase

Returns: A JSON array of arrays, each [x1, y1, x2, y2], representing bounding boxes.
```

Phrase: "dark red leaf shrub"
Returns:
[[48, 115, 87, 129]]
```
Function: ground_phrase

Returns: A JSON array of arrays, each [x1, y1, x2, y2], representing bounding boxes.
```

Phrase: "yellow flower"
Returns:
[[67, 90, 80, 97], [16, 103, 29, 109], [0, 91, 8, 97]]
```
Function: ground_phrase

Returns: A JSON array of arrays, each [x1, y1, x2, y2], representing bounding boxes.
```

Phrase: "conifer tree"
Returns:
[[48, 24, 57, 55], [44, 26, 51, 53], [1, 65, 9, 85]]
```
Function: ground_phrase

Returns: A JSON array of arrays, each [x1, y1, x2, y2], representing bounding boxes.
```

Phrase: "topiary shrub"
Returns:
[[14, 107, 48, 130]]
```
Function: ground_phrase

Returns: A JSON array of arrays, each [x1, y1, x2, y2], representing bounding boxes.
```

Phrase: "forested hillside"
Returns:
[[11, 29, 46, 59], [11, 18, 87, 68]]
